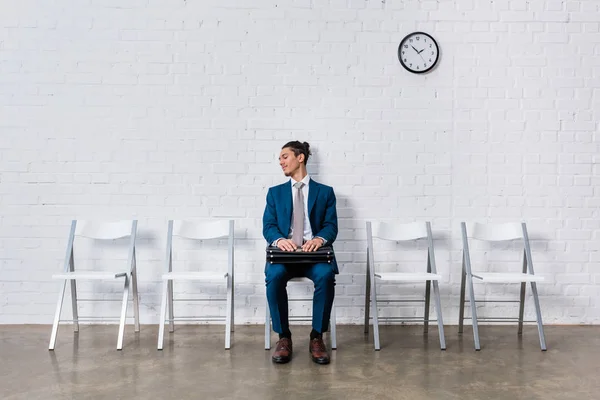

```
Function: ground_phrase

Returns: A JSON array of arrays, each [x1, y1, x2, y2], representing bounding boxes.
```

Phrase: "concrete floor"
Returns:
[[1, 325, 598, 400]]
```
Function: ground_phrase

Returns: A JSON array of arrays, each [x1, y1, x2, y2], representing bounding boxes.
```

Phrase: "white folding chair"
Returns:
[[49, 220, 140, 351], [365, 221, 446, 351], [157, 220, 235, 350], [459, 222, 546, 351], [265, 279, 337, 351]]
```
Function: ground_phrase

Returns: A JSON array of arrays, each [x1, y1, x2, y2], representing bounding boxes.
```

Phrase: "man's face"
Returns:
[[279, 147, 304, 176]]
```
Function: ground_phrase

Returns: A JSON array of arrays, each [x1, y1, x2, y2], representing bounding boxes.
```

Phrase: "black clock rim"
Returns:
[[398, 31, 439, 74]]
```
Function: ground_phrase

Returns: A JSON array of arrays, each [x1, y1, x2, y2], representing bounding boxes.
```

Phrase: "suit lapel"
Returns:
[[308, 179, 319, 217], [282, 181, 293, 226]]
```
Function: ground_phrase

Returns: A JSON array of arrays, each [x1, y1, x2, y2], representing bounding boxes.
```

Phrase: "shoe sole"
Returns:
[[310, 356, 330, 365], [272, 356, 291, 364]]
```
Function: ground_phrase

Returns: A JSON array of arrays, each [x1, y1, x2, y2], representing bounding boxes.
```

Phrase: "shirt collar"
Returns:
[[291, 174, 310, 187]]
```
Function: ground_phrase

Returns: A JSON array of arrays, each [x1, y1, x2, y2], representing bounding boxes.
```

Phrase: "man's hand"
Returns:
[[302, 237, 324, 252], [276, 239, 298, 252]]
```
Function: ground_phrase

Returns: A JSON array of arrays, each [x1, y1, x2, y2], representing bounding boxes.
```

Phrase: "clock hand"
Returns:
[[411, 45, 419, 53], [418, 48, 425, 54]]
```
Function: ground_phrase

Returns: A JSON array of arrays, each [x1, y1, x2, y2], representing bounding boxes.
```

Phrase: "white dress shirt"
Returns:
[[273, 174, 326, 246]]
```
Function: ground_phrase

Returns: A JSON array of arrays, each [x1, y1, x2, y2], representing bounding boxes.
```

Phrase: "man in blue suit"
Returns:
[[263, 141, 338, 365]]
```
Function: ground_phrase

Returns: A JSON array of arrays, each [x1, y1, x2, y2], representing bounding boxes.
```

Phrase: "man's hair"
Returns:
[[282, 141, 311, 165]]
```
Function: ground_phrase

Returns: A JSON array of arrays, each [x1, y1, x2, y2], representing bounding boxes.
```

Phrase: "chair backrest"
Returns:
[[461, 222, 535, 275], [369, 221, 428, 241], [464, 222, 523, 242], [75, 220, 136, 240], [366, 220, 437, 275], [166, 219, 234, 274], [63, 220, 137, 273], [172, 220, 231, 240]]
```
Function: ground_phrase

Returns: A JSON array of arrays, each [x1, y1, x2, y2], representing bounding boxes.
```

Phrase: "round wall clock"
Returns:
[[398, 32, 439, 74]]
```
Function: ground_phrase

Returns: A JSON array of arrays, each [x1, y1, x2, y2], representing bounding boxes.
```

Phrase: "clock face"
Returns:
[[398, 32, 439, 74]]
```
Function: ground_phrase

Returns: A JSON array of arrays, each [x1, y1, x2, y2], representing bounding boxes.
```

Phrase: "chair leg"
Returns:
[[168, 280, 175, 333], [67, 249, 78, 333], [371, 279, 380, 351], [70, 279, 79, 333], [518, 282, 526, 335], [265, 297, 271, 350], [117, 275, 130, 351], [225, 276, 232, 350], [330, 301, 337, 350], [157, 280, 169, 350], [458, 263, 467, 334], [364, 267, 371, 334], [230, 277, 235, 333], [466, 274, 480, 351], [530, 282, 547, 351], [132, 269, 140, 333], [424, 280, 431, 334], [432, 281, 446, 350], [518, 252, 527, 335], [49, 280, 68, 351]]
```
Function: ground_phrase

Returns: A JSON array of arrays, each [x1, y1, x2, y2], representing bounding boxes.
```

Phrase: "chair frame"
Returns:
[[157, 219, 235, 350], [458, 222, 547, 351], [48, 220, 140, 351], [364, 221, 446, 351]]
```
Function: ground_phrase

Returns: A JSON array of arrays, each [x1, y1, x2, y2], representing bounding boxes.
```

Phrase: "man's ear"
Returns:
[[298, 154, 305, 164]]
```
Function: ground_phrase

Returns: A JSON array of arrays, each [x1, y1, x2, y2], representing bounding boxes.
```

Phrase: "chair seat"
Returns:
[[374, 272, 442, 281], [162, 272, 228, 281], [472, 272, 544, 283], [52, 271, 127, 280], [290, 277, 310, 282]]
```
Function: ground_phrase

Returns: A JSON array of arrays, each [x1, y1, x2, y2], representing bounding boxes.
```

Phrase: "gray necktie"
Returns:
[[292, 182, 305, 247]]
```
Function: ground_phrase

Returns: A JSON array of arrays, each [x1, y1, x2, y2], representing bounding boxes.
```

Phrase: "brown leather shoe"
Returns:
[[309, 337, 330, 365], [272, 338, 293, 364]]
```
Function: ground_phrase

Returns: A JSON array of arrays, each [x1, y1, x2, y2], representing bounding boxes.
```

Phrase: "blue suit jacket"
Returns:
[[263, 179, 339, 274]]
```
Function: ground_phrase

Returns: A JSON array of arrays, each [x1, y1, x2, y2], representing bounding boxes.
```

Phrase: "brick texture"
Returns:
[[1, 0, 599, 325]]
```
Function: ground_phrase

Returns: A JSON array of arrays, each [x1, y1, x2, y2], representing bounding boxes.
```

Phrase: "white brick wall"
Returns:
[[1, 0, 599, 325]]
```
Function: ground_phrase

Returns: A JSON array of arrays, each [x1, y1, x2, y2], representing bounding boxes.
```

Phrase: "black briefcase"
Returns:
[[266, 246, 335, 264]]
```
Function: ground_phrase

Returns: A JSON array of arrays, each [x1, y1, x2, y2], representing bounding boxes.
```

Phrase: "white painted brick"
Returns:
[[0, 0, 597, 325]]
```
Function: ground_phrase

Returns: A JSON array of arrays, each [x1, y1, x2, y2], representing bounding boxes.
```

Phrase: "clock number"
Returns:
[[404, 58, 407, 62], [409, 38, 413, 42], [417, 66, 420, 69], [404, 45, 408, 48], [416, 36, 420, 41], [409, 63, 412, 67]]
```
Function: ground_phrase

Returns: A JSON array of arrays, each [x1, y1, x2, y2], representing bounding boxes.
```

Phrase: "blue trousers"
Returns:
[[265, 263, 336, 334]]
